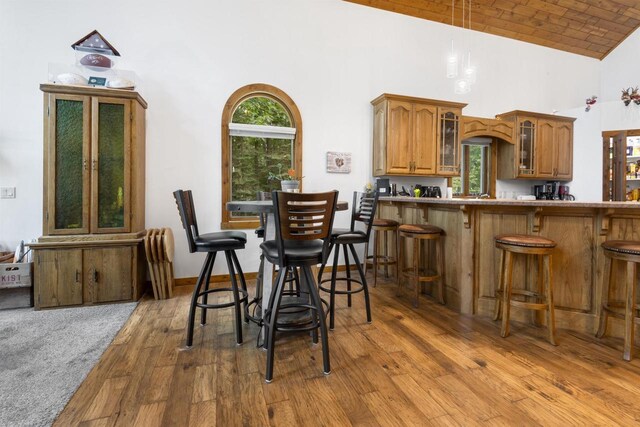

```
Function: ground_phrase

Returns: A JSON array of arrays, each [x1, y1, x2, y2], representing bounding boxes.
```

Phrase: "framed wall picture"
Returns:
[[326, 151, 351, 173]]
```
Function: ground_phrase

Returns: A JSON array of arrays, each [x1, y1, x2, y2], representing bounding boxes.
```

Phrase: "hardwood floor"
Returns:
[[55, 274, 640, 426]]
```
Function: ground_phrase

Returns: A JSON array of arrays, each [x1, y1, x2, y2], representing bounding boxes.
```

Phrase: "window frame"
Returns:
[[452, 139, 497, 198], [221, 84, 302, 229]]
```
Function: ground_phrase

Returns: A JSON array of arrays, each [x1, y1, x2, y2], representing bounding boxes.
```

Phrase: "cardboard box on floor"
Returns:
[[0, 252, 33, 309]]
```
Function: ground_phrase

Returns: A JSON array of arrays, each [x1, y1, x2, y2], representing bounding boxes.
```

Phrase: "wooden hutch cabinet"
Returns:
[[31, 84, 147, 309], [496, 110, 575, 180], [372, 94, 466, 177]]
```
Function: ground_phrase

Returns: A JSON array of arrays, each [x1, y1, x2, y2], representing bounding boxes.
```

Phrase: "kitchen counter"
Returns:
[[379, 196, 640, 209], [378, 197, 640, 339]]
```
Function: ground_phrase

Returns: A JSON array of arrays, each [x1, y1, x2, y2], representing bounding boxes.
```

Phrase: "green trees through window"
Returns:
[[231, 97, 294, 206]]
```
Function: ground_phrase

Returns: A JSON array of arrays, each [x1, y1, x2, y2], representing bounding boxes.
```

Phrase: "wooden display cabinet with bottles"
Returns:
[[602, 130, 640, 201], [496, 111, 575, 180], [372, 93, 466, 177], [31, 84, 147, 309]]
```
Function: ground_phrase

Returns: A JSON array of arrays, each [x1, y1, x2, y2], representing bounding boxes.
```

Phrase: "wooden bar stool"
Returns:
[[493, 234, 557, 345], [396, 224, 445, 308], [596, 240, 640, 361], [364, 218, 398, 287]]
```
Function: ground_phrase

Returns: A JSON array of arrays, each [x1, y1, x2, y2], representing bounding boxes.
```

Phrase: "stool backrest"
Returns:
[[173, 189, 199, 253], [272, 190, 338, 263], [352, 191, 379, 240]]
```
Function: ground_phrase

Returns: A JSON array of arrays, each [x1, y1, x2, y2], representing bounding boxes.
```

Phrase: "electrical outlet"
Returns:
[[0, 187, 16, 198]]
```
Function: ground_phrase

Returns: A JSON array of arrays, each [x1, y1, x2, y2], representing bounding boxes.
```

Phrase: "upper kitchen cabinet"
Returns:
[[496, 110, 575, 181], [372, 94, 466, 177], [41, 84, 147, 235]]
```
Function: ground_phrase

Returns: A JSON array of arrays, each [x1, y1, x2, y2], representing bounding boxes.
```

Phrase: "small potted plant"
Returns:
[[268, 167, 303, 192]]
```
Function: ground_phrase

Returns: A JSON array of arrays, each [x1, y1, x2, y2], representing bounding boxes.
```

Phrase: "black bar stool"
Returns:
[[173, 189, 248, 346], [596, 240, 640, 361], [260, 190, 338, 382], [317, 191, 378, 329], [493, 234, 557, 345]]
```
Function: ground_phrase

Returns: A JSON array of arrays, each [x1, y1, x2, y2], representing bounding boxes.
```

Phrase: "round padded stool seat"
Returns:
[[373, 218, 399, 227], [602, 240, 640, 255], [399, 224, 443, 235], [495, 234, 556, 248]]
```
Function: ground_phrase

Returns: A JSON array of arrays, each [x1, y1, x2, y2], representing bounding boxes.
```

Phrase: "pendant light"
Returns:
[[447, 0, 477, 93]]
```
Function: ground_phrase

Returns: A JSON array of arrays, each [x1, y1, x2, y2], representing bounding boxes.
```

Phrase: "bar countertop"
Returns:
[[378, 196, 640, 209]]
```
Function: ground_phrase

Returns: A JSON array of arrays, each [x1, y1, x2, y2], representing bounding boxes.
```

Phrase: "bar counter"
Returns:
[[377, 196, 640, 338]]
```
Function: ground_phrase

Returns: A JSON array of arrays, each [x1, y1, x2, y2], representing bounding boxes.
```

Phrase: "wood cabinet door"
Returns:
[[386, 100, 413, 174], [46, 94, 91, 235], [35, 249, 83, 308], [554, 121, 573, 179], [436, 108, 461, 176], [91, 97, 131, 234], [535, 119, 555, 178], [84, 246, 133, 303], [372, 101, 387, 176], [413, 104, 438, 175]]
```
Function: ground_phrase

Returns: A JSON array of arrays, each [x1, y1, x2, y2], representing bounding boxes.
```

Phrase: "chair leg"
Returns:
[[544, 254, 557, 346], [317, 243, 334, 283], [187, 252, 214, 347], [344, 244, 352, 308], [623, 262, 636, 361], [373, 230, 379, 288], [265, 269, 287, 383], [363, 239, 370, 278], [437, 237, 445, 305], [349, 243, 372, 323], [534, 255, 544, 326], [200, 252, 216, 326], [396, 234, 403, 296], [303, 266, 331, 376], [383, 229, 390, 278], [328, 244, 340, 330], [230, 250, 249, 324], [413, 237, 420, 308], [501, 251, 513, 338], [493, 249, 505, 321], [225, 251, 243, 345], [596, 256, 612, 338]]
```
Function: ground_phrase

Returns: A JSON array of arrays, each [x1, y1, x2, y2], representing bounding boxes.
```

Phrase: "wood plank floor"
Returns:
[[55, 273, 640, 426]]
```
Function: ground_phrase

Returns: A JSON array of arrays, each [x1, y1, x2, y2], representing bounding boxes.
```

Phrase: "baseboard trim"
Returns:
[[174, 264, 355, 287]]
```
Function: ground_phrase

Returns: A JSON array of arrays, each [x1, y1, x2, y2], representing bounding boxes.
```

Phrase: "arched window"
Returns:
[[221, 84, 302, 229]]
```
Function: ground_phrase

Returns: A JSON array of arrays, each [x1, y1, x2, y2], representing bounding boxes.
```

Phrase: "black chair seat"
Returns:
[[332, 230, 367, 245], [195, 231, 246, 251], [260, 240, 324, 265]]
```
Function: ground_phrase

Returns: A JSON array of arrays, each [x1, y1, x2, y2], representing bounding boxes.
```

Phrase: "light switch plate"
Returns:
[[0, 187, 16, 198]]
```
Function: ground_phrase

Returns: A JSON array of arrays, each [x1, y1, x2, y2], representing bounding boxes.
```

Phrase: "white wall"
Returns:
[[0, 0, 602, 278]]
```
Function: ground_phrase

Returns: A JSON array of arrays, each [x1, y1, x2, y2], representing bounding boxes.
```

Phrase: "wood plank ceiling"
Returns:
[[344, 0, 640, 59]]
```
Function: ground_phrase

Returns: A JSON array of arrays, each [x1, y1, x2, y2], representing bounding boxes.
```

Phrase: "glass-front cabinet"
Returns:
[[437, 108, 462, 176], [44, 91, 137, 235], [517, 119, 535, 176]]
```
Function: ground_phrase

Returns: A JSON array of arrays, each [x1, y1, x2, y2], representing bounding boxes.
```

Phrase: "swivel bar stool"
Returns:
[[397, 224, 445, 307], [173, 190, 248, 346], [596, 240, 640, 361], [260, 190, 338, 382], [317, 191, 378, 329], [493, 234, 557, 345]]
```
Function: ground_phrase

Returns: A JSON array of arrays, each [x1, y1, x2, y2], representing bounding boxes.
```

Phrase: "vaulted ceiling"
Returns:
[[344, 0, 640, 59]]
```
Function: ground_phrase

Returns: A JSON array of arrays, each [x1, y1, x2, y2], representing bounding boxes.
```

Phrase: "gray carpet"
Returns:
[[0, 302, 138, 427]]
